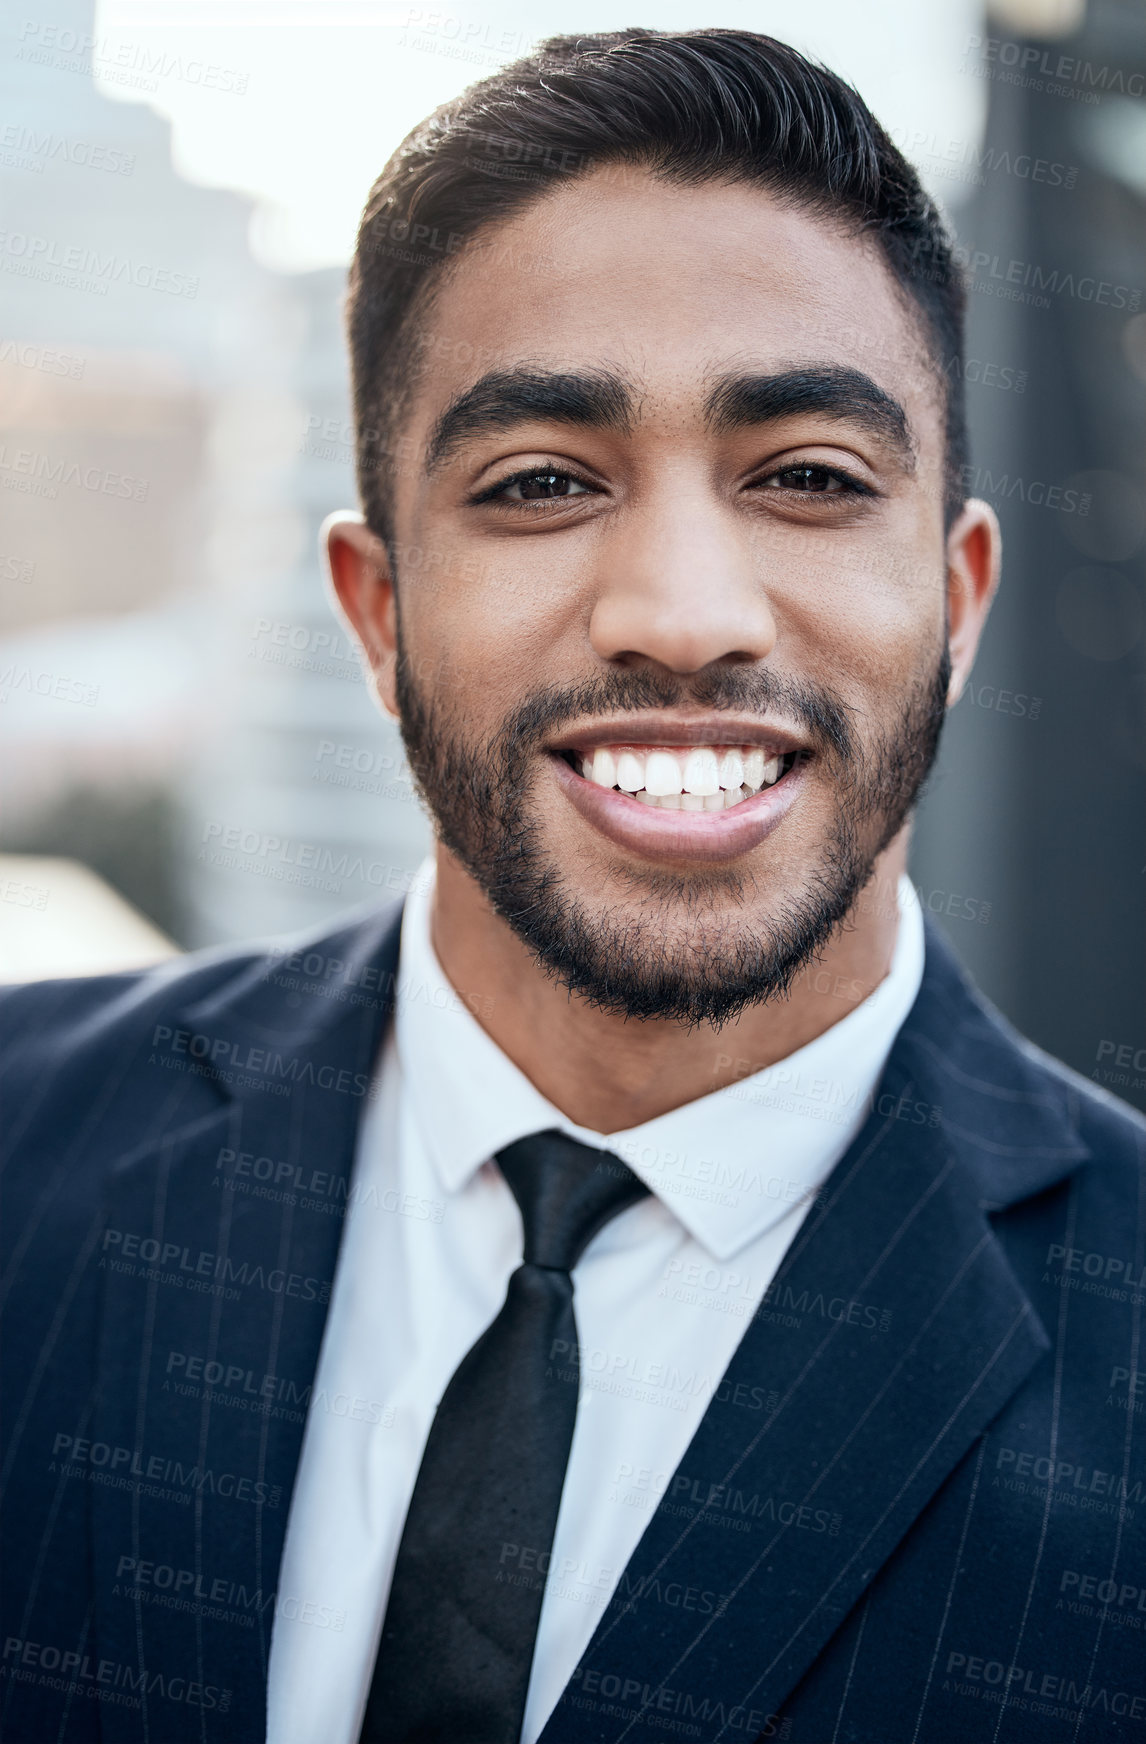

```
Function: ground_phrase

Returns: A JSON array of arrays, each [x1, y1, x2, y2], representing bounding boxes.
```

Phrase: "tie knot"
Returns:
[[495, 1129, 649, 1272]]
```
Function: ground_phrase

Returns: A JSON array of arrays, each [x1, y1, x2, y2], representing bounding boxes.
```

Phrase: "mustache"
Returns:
[[490, 665, 857, 765]]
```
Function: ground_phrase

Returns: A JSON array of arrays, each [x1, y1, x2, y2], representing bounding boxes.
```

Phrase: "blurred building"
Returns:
[[0, 0, 429, 954], [913, 0, 1146, 1109], [177, 265, 429, 947]]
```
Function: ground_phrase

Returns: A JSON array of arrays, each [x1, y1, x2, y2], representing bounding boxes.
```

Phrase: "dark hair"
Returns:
[[348, 28, 967, 545]]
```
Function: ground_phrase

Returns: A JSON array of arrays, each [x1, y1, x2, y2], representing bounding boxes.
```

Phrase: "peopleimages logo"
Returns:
[[0, 123, 135, 174], [963, 33, 1145, 99], [944, 1650, 1145, 1720], [2, 1635, 232, 1713], [906, 235, 1141, 313], [196, 821, 419, 898], [0, 339, 84, 378], [889, 126, 1077, 192], [0, 445, 148, 501], [16, 20, 249, 95], [959, 465, 1090, 515], [51, 1431, 281, 1508], [148, 1021, 371, 1100], [100, 1223, 333, 1305], [952, 249, 1140, 310], [0, 230, 198, 297], [0, 663, 99, 706]]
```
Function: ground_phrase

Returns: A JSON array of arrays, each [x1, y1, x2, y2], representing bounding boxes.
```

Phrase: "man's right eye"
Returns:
[[476, 468, 593, 503]]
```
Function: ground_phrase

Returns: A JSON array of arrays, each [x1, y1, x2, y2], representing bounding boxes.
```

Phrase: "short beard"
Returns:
[[394, 635, 950, 1026]]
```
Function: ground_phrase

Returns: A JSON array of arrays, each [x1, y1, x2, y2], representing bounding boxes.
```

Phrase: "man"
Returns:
[[1, 26, 1142, 1744]]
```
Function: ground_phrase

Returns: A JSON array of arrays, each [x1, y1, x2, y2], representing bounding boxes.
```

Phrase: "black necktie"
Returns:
[[359, 1129, 650, 1744]]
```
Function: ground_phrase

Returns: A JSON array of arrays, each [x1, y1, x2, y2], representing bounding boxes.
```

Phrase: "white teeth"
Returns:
[[644, 750, 684, 797], [717, 748, 744, 790], [572, 744, 790, 808], [681, 748, 720, 796], [590, 747, 617, 789], [615, 751, 645, 792]]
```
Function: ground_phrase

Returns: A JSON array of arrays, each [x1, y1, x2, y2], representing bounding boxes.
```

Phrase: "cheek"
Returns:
[[774, 599, 940, 712], [403, 541, 593, 700], [765, 530, 945, 688]]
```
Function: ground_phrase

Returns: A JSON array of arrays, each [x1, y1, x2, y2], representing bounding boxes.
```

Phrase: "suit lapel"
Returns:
[[88, 904, 402, 1740], [541, 925, 1090, 1741]]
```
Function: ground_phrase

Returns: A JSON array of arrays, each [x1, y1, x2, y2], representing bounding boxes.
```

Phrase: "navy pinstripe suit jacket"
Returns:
[[1, 903, 1144, 1742]]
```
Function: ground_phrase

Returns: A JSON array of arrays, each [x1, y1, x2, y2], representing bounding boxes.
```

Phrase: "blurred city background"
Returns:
[[1, 0, 1143, 1108]]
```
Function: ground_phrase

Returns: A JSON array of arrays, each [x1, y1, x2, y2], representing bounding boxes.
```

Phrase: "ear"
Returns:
[[944, 497, 1001, 705], [322, 510, 399, 718]]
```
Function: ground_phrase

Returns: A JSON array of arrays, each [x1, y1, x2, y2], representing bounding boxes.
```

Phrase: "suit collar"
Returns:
[[904, 917, 1089, 1208], [175, 896, 1085, 1213], [177, 897, 405, 1073], [153, 888, 1084, 1143], [395, 866, 928, 1261]]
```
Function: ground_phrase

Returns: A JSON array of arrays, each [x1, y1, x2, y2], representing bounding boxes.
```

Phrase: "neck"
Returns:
[[429, 835, 909, 1134]]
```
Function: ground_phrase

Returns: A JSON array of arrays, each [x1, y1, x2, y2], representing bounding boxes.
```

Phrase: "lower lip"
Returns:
[[549, 754, 806, 864]]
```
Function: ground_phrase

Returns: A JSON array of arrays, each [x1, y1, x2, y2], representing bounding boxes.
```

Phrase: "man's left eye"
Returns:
[[499, 471, 591, 501], [760, 465, 857, 494]]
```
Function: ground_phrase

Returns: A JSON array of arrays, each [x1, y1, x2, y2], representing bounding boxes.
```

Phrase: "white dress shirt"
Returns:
[[266, 865, 925, 1744]]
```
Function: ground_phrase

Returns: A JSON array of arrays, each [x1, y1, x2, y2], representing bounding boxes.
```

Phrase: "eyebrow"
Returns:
[[424, 368, 634, 474], [422, 361, 915, 477], [705, 366, 916, 469]]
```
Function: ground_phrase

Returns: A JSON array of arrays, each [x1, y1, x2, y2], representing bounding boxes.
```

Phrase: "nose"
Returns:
[[587, 481, 777, 673]]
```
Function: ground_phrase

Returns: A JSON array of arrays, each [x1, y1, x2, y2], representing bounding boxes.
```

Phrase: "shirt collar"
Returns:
[[394, 862, 925, 1261]]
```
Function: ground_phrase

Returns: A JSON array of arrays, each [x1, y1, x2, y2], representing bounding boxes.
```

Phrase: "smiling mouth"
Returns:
[[555, 743, 801, 811]]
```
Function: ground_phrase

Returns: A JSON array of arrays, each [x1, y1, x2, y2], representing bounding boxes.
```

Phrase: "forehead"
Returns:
[[404, 169, 941, 443]]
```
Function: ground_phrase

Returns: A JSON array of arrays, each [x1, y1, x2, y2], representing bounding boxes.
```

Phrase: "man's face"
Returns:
[[345, 171, 986, 1024]]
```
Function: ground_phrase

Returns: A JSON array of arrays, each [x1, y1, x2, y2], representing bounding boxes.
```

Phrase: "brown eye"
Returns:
[[504, 471, 589, 500], [469, 464, 598, 509], [767, 466, 848, 493]]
